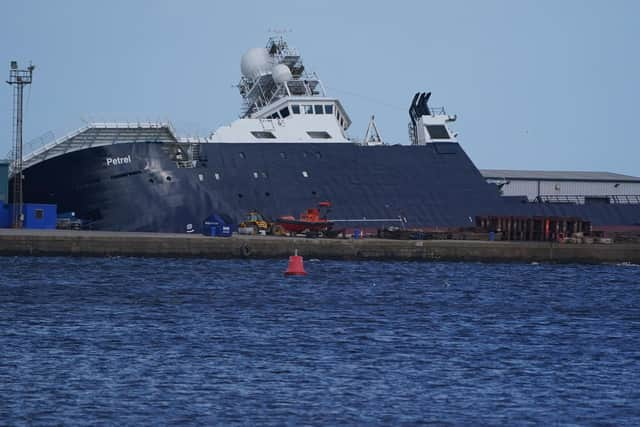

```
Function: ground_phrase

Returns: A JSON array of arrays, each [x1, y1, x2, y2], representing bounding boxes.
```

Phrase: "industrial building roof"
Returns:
[[480, 169, 640, 183]]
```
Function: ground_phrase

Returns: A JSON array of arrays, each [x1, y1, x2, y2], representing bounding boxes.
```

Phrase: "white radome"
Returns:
[[240, 48, 272, 80], [272, 63, 293, 84]]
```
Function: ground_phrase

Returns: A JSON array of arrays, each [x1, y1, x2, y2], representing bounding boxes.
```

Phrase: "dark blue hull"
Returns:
[[19, 141, 640, 232]]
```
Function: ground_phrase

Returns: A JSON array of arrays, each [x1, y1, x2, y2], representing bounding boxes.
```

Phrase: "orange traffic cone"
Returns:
[[285, 249, 307, 276]]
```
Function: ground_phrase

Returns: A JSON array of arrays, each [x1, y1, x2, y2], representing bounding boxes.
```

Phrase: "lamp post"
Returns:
[[6, 61, 34, 228]]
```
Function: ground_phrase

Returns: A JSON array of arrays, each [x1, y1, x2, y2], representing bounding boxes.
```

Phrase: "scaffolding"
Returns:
[[6, 61, 34, 228]]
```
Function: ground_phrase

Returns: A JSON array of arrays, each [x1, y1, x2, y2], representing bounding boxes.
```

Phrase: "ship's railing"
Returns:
[[611, 194, 640, 204], [20, 125, 92, 171], [20, 122, 176, 160], [430, 106, 446, 116], [24, 131, 56, 157], [241, 77, 324, 118], [20, 121, 178, 172], [178, 136, 210, 143], [5, 131, 56, 172], [89, 121, 176, 132], [535, 195, 640, 205]]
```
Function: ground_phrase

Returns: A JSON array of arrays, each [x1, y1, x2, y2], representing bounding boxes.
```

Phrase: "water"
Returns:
[[1, 257, 639, 425]]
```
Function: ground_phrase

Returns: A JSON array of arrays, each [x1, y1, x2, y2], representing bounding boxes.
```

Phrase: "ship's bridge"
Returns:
[[209, 95, 351, 143], [252, 96, 351, 131]]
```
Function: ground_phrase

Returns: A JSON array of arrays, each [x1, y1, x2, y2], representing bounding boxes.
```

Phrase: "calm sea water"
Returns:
[[1, 256, 639, 425]]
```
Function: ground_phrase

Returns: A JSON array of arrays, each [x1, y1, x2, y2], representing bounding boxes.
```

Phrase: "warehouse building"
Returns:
[[481, 169, 640, 204]]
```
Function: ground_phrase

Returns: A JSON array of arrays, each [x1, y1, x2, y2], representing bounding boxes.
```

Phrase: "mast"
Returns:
[[363, 115, 383, 145]]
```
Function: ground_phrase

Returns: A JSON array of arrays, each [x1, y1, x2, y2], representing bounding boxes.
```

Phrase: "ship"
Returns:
[[15, 37, 640, 233]]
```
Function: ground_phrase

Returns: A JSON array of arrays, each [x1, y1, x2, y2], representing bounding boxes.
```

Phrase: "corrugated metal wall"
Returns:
[[497, 179, 640, 201]]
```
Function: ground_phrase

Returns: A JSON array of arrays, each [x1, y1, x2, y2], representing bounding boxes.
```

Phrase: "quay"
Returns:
[[0, 229, 638, 264]]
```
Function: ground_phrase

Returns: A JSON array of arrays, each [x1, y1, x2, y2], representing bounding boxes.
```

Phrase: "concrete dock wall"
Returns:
[[0, 229, 638, 263]]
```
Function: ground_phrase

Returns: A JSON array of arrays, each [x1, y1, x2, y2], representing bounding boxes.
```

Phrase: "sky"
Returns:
[[1, 0, 639, 175]]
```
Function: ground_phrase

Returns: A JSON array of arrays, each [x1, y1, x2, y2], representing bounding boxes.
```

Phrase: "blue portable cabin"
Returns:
[[22, 203, 57, 229], [0, 203, 57, 229], [202, 213, 234, 237]]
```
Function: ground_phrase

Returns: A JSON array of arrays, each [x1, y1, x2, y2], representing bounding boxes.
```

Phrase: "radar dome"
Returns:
[[240, 48, 272, 80], [272, 63, 293, 84]]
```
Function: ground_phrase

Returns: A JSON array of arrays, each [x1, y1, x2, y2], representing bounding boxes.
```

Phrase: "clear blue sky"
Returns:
[[1, 0, 639, 175]]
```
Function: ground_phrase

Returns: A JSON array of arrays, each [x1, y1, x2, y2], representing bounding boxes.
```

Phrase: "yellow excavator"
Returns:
[[239, 210, 270, 234]]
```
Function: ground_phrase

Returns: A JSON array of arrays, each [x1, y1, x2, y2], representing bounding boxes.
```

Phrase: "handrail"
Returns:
[[535, 195, 640, 205]]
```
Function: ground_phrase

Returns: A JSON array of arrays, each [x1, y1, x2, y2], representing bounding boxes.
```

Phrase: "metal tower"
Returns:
[[6, 61, 34, 228]]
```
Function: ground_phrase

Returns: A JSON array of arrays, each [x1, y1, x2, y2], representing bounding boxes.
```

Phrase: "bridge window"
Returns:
[[307, 131, 332, 139], [314, 105, 323, 114], [426, 125, 450, 139], [291, 105, 301, 114], [324, 104, 333, 114], [250, 131, 276, 139], [279, 107, 290, 118], [304, 105, 313, 114]]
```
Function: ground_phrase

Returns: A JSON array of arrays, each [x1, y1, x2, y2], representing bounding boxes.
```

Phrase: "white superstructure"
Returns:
[[19, 37, 359, 170], [408, 92, 458, 145], [209, 36, 352, 143]]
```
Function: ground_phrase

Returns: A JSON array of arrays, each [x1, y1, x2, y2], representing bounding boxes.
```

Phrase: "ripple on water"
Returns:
[[1, 257, 640, 424]]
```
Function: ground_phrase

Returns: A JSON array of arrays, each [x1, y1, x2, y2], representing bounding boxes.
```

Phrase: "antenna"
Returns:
[[267, 28, 292, 35], [6, 61, 35, 228]]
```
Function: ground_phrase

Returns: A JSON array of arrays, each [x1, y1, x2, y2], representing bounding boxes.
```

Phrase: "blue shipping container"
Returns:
[[22, 204, 57, 229]]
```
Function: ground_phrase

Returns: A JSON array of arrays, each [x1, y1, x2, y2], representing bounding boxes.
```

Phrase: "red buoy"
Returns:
[[285, 250, 307, 276]]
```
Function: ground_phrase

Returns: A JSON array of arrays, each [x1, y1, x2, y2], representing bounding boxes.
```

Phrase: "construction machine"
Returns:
[[239, 210, 270, 234]]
